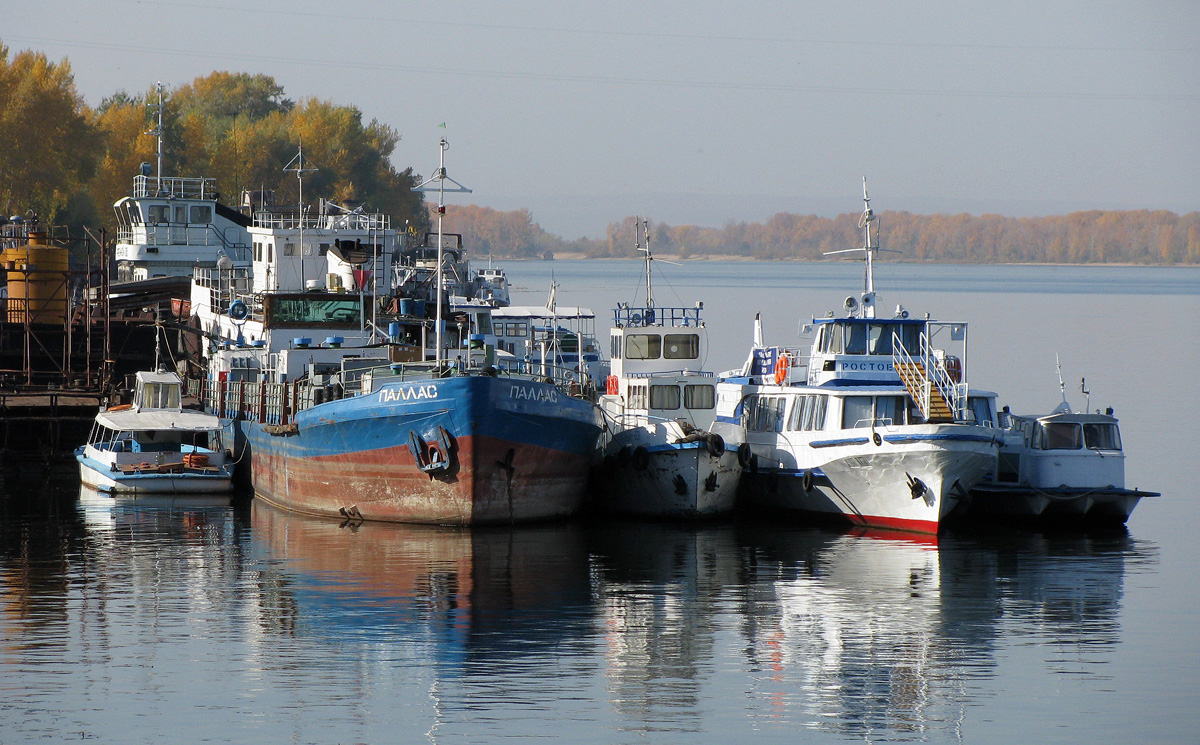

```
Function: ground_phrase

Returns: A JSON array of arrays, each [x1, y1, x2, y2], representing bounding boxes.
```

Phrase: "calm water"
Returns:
[[2, 262, 1197, 744]]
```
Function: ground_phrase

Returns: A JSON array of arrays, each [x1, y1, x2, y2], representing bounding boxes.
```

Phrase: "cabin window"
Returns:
[[610, 334, 621, 359], [867, 324, 893, 355], [844, 324, 867, 355], [628, 384, 648, 410], [174, 205, 188, 223], [808, 395, 827, 431], [814, 325, 834, 353], [968, 397, 994, 427], [751, 396, 785, 432], [266, 242, 273, 262], [684, 384, 715, 410], [189, 205, 212, 224], [1039, 422, 1082, 450], [138, 382, 181, 410], [787, 395, 806, 430], [663, 333, 700, 360], [841, 396, 874, 429], [625, 334, 661, 360], [741, 396, 758, 430], [1084, 423, 1122, 451], [474, 314, 492, 335], [267, 297, 362, 326], [876, 396, 907, 426], [791, 397, 806, 429], [284, 242, 299, 256], [508, 322, 529, 337], [147, 204, 170, 223], [650, 384, 681, 410], [253, 242, 261, 262]]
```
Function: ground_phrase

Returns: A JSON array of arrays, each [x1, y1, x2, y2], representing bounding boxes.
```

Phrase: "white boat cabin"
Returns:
[[113, 173, 252, 281], [604, 304, 718, 427]]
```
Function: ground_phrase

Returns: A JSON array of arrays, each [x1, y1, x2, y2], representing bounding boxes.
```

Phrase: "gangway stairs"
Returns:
[[894, 358, 956, 422]]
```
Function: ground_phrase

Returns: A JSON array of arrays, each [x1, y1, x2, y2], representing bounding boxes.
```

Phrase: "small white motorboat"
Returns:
[[76, 370, 234, 494], [967, 389, 1158, 524]]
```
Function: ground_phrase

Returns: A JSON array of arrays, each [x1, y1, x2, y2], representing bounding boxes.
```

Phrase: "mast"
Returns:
[[824, 177, 886, 318], [859, 176, 876, 298], [284, 143, 317, 292], [146, 82, 165, 183], [636, 218, 655, 308], [414, 137, 472, 368]]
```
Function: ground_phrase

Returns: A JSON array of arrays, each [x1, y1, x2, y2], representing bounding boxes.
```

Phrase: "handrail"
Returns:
[[892, 330, 968, 421], [613, 305, 703, 328]]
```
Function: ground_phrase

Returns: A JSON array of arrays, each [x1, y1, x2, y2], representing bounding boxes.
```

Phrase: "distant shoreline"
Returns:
[[537, 253, 1200, 267]]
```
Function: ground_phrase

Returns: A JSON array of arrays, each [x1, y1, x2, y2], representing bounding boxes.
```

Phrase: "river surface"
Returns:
[[2, 261, 1197, 744]]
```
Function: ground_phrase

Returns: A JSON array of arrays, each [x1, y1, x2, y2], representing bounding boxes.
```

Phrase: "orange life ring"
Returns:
[[606, 375, 619, 396], [774, 353, 790, 385], [944, 355, 962, 383]]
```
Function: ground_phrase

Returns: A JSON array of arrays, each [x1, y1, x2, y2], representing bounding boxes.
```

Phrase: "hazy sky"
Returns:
[[6, 1, 1198, 237]]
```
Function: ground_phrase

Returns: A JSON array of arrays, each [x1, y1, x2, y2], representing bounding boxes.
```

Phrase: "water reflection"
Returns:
[[730, 522, 1153, 740], [0, 482, 1160, 744], [587, 520, 744, 732], [248, 500, 594, 658]]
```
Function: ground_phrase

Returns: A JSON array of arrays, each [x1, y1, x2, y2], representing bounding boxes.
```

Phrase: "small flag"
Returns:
[[438, 122, 446, 128]]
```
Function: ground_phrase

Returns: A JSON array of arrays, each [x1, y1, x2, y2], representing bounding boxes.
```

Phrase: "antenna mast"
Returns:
[[147, 82, 165, 182], [284, 143, 318, 292], [414, 136, 472, 369], [859, 176, 876, 297]]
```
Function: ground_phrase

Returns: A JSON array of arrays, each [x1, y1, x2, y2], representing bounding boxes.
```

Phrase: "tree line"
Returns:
[[0, 46, 428, 238], [441, 205, 1200, 265]]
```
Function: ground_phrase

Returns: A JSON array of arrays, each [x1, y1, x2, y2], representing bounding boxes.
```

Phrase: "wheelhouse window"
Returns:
[[266, 296, 362, 327], [968, 397, 995, 427], [684, 384, 715, 410], [147, 204, 170, 223], [1039, 422, 1082, 450], [1084, 423, 1122, 451], [189, 205, 212, 223], [625, 334, 661, 360], [137, 382, 181, 410], [663, 333, 700, 360], [650, 384, 680, 410]]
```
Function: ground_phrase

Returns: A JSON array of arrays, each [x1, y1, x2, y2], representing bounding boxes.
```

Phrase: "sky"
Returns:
[[6, 0, 1199, 238]]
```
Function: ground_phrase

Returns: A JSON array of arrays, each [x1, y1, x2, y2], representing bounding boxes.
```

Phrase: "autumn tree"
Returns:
[[87, 72, 429, 234], [0, 45, 100, 225]]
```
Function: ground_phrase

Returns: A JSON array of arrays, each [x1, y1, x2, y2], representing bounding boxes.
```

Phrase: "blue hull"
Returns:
[[234, 375, 603, 524]]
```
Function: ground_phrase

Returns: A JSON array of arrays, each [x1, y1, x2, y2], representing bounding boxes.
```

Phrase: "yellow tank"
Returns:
[[2, 231, 69, 325]]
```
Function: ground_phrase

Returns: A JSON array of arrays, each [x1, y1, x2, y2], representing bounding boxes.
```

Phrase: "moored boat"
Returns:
[[191, 140, 603, 524], [717, 181, 1001, 535], [76, 370, 234, 494], [965, 379, 1158, 524], [592, 220, 741, 518], [111, 84, 252, 282]]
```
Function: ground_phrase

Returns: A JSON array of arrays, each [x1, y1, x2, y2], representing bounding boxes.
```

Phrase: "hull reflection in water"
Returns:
[[732, 521, 1145, 738], [248, 501, 594, 655]]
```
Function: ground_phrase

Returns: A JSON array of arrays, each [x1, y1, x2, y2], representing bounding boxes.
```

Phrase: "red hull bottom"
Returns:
[[249, 432, 592, 525]]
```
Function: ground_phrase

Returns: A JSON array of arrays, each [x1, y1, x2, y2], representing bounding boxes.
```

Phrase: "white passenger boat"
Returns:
[[716, 182, 1000, 535], [76, 370, 234, 494], [592, 221, 741, 517], [967, 378, 1158, 523], [111, 85, 251, 281]]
